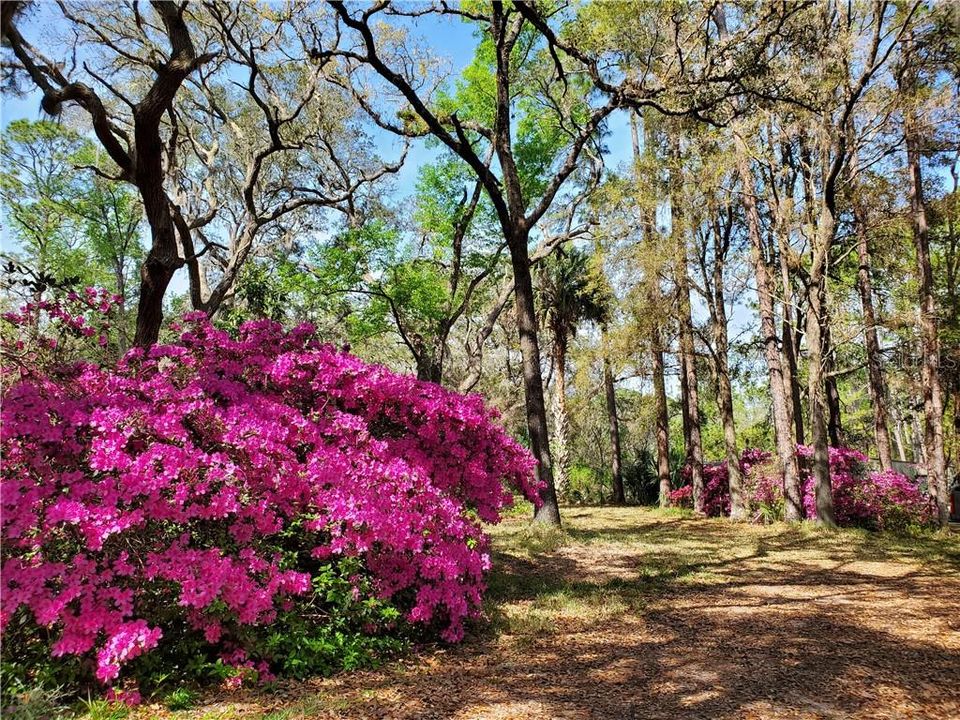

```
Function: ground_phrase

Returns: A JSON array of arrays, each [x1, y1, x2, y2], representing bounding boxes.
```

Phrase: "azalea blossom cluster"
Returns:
[[796, 445, 935, 529], [668, 449, 772, 517], [670, 446, 934, 529], [1, 312, 540, 688], [1, 286, 122, 376]]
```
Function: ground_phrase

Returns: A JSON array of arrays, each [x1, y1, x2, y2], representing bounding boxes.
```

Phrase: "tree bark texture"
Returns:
[[735, 135, 803, 521], [853, 200, 894, 471]]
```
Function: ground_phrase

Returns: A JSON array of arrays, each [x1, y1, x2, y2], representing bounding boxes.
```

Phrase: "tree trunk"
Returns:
[[652, 325, 672, 507], [636, 111, 671, 509], [735, 135, 803, 520], [893, 410, 908, 462], [674, 198, 704, 514], [602, 338, 625, 504], [911, 411, 925, 465], [906, 103, 949, 525], [823, 319, 843, 447], [806, 212, 837, 527], [711, 259, 745, 520], [509, 227, 560, 525], [415, 355, 443, 384], [678, 351, 693, 464], [775, 227, 805, 446], [551, 335, 570, 499], [133, 188, 183, 347], [853, 200, 894, 471]]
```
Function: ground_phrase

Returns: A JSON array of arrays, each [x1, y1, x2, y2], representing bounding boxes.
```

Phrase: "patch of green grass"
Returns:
[[489, 521, 568, 556], [193, 710, 244, 720], [2, 685, 71, 720], [501, 498, 535, 519], [79, 698, 129, 720], [263, 710, 293, 720], [164, 686, 197, 711], [261, 693, 358, 718]]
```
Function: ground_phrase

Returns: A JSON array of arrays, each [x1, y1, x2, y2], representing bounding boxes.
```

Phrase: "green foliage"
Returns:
[[538, 247, 608, 350], [433, 22, 598, 212], [1, 554, 408, 709], [260, 558, 407, 680], [79, 698, 128, 720], [163, 687, 197, 711], [0, 120, 142, 344], [622, 447, 659, 505], [1, 609, 86, 711], [0, 120, 142, 285], [621, 445, 686, 505], [565, 464, 607, 504], [0, 683, 70, 720]]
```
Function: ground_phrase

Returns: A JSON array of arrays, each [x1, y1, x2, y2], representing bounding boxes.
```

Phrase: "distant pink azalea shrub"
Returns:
[[795, 445, 935, 530], [1, 309, 539, 692], [669, 449, 771, 517], [667, 463, 729, 515], [669, 446, 934, 530]]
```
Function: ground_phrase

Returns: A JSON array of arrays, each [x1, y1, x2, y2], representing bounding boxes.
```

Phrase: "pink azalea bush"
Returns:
[[1, 307, 540, 697], [669, 447, 934, 530], [667, 463, 729, 515], [796, 446, 935, 530], [1, 286, 121, 370], [668, 449, 772, 517]]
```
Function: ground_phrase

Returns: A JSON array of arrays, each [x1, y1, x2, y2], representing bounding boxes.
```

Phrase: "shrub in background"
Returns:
[[669, 449, 771, 517], [796, 446, 935, 531], [669, 446, 934, 530], [1, 307, 540, 703]]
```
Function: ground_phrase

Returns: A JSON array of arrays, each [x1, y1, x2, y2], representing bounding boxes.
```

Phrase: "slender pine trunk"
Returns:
[[806, 213, 837, 526], [777, 243, 805, 446], [551, 336, 570, 499], [652, 325, 672, 507], [735, 135, 803, 520], [673, 192, 704, 513], [823, 319, 843, 447], [905, 100, 949, 525], [602, 328, 625, 503], [604, 358, 625, 504], [711, 269, 744, 520], [853, 200, 894, 471]]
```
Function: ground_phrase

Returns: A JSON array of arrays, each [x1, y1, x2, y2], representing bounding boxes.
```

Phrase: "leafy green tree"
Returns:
[[1, 121, 93, 288], [537, 247, 606, 497], [1, 120, 143, 343]]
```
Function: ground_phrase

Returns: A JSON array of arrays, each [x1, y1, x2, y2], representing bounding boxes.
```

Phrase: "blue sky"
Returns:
[[1, 6, 638, 302]]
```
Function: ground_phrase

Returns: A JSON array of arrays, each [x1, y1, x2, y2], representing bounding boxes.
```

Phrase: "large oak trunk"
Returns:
[[509, 228, 561, 525], [132, 137, 185, 347]]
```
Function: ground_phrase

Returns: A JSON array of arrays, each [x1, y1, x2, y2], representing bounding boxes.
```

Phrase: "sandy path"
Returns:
[[157, 508, 960, 720]]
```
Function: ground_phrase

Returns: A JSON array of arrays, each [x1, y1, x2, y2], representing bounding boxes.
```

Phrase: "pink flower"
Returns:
[[105, 687, 142, 706], [1, 311, 538, 688]]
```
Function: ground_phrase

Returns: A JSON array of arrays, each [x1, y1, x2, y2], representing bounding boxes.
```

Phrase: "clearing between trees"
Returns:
[[138, 507, 960, 720]]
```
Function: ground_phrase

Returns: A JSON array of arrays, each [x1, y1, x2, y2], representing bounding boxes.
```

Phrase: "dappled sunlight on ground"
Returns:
[[139, 507, 960, 720]]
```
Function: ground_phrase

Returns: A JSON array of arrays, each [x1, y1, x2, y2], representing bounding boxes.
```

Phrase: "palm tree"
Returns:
[[537, 247, 607, 499]]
